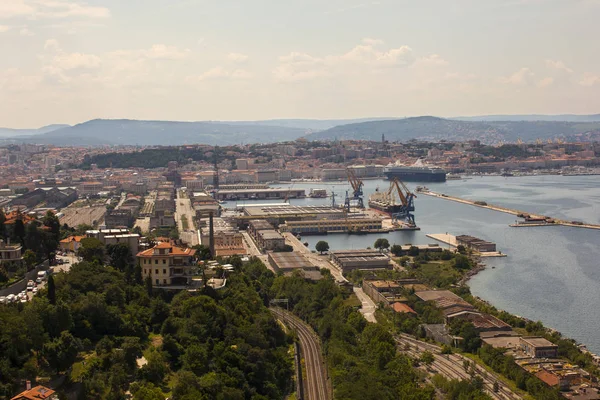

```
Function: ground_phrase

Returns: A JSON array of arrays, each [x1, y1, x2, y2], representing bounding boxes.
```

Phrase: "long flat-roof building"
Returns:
[[520, 337, 559, 359], [456, 235, 497, 253], [268, 252, 322, 280], [215, 188, 305, 201], [330, 249, 392, 274], [257, 230, 285, 251], [280, 218, 382, 234]]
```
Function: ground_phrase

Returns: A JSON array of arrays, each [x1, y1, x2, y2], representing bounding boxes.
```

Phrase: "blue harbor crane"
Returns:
[[389, 178, 416, 226], [344, 168, 365, 211]]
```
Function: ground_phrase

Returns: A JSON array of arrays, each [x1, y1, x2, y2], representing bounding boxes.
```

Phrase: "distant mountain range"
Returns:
[[2, 114, 600, 146], [453, 114, 600, 122], [306, 116, 600, 144], [0, 124, 70, 138], [3, 119, 310, 146]]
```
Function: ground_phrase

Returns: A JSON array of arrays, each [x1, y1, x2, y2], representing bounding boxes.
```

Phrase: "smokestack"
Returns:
[[209, 212, 215, 258]]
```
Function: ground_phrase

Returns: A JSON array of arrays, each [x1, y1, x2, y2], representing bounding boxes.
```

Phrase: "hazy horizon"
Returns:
[[2, 0, 600, 128]]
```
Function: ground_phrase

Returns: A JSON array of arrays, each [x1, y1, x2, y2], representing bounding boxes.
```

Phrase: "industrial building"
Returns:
[[257, 230, 285, 251], [241, 204, 346, 223], [247, 219, 276, 239], [519, 337, 559, 358], [415, 290, 475, 316], [279, 218, 383, 234], [456, 235, 497, 253], [362, 280, 408, 308], [214, 188, 305, 201], [445, 310, 512, 333], [330, 249, 392, 274], [267, 252, 322, 280]]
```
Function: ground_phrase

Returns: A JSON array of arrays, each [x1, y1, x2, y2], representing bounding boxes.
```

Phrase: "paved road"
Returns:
[[353, 287, 378, 323], [282, 232, 347, 282], [396, 334, 521, 400], [241, 232, 270, 269], [270, 307, 331, 400], [175, 190, 199, 246]]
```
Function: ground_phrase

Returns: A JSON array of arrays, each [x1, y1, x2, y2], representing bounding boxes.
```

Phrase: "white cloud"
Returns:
[[52, 52, 101, 70], [0, 0, 110, 20], [142, 44, 190, 60], [0, 68, 42, 92], [273, 39, 415, 82], [187, 67, 253, 82], [500, 67, 535, 85], [0, 1, 35, 19], [579, 73, 600, 86], [227, 52, 249, 63], [415, 54, 449, 66], [19, 27, 34, 36], [546, 59, 573, 73], [537, 77, 554, 87]]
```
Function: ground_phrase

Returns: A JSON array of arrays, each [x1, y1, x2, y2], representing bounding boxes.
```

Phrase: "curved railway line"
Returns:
[[270, 307, 331, 400], [396, 334, 522, 400]]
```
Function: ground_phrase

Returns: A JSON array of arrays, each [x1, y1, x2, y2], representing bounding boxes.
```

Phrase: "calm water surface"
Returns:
[[227, 175, 600, 352]]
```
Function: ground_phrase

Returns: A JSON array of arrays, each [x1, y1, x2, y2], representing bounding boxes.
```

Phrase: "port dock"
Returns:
[[427, 233, 507, 257], [420, 190, 600, 231]]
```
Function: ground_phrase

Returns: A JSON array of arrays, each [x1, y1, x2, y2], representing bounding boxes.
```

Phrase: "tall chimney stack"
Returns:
[[209, 212, 215, 258]]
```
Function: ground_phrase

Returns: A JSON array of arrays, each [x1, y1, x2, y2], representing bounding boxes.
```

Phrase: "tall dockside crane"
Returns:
[[344, 168, 365, 211], [389, 178, 417, 226]]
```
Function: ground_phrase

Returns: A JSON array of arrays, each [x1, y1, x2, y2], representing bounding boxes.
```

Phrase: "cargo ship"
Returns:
[[384, 159, 447, 182]]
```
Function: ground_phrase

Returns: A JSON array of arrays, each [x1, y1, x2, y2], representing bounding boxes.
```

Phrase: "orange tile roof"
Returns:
[[391, 302, 417, 314], [137, 242, 196, 257], [60, 236, 85, 244], [4, 211, 37, 225], [11, 385, 56, 400]]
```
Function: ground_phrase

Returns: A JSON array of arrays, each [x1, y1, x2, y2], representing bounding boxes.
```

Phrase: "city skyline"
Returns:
[[1, 0, 600, 128]]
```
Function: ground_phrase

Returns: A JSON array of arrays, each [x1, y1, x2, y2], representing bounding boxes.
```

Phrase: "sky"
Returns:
[[1, 0, 599, 128]]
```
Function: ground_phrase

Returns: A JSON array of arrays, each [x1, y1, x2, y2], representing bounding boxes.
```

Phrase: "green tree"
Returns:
[[457, 244, 467, 254], [134, 263, 143, 285], [77, 237, 105, 263], [315, 240, 330, 254], [24, 222, 42, 254], [43, 211, 61, 242], [0, 209, 6, 239], [420, 351, 435, 366], [407, 246, 420, 256], [47, 275, 56, 305], [13, 213, 26, 245], [106, 243, 133, 272], [23, 249, 38, 269], [390, 244, 403, 256], [374, 238, 390, 252], [42, 331, 82, 374]]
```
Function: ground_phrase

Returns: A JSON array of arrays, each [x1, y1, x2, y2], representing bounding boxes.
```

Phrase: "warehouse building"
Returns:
[[456, 235, 497, 253], [519, 337, 559, 359], [330, 249, 392, 274], [279, 218, 382, 234], [268, 252, 322, 280]]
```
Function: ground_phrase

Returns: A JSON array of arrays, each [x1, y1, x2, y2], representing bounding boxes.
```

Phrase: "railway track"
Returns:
[[270, 307, 331, 400], [396, 334, 521, 400]]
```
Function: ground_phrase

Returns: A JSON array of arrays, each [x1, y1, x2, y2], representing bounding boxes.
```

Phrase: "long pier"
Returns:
[[420, 190, 600, 231]]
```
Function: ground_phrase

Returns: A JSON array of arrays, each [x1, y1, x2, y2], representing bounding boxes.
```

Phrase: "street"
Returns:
[[281, 232, 347, 282], [353, 286, 378, 323], [175, 189, 199, 246]]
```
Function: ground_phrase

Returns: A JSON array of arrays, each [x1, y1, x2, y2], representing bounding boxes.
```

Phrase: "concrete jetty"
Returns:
[[420, 190, 600, 231]]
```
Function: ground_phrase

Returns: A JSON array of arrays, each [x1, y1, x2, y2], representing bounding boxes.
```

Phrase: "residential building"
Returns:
[[136, 241, 197, 287], [86, 229, 140, 255], [11, 385, 57, 400], [0, 240, 22, 264], [59, 236, 85, 253]]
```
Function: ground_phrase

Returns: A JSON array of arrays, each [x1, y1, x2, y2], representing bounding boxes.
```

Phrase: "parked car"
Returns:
[[36, 277, 43, 284], [0, 296, 6, 304], [32, 287, 39, 294], [6, 294, 16, 303]]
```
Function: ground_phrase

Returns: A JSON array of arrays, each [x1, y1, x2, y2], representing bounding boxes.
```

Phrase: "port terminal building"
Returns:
[[279, 218, 383, 235]]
